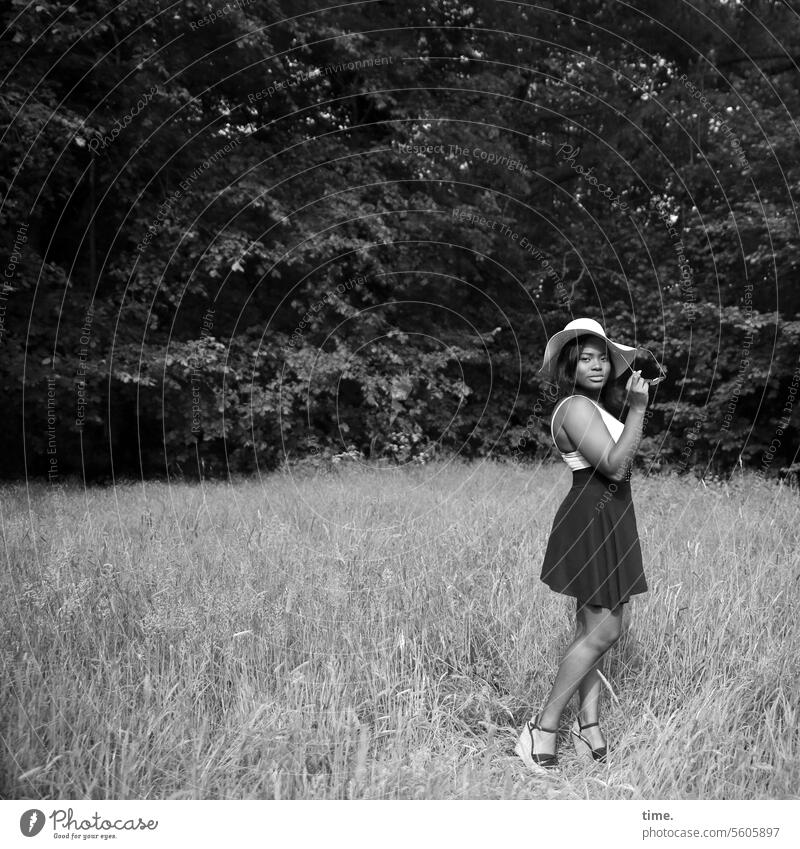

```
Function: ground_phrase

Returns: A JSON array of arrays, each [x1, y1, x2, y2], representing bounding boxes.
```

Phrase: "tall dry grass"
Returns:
[[1, 460, 798, 799]]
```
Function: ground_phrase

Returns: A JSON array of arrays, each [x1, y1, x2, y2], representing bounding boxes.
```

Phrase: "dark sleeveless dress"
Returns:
[[540, 398, 648, 610]]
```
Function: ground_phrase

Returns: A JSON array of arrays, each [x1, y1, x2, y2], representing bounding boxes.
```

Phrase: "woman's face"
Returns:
[[574, 337, 611, 392]]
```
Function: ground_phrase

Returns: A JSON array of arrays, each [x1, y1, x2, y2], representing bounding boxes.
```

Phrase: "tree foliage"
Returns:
[[2, 0, 798, 480]]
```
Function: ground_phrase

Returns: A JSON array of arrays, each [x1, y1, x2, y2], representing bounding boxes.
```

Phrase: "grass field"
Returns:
[[2, 459, 798, 799]]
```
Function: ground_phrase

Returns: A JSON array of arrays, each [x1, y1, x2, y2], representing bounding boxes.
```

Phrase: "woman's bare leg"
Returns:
[[575, 602, 605, 746], [577, 659, 607, 750], [530, 602, 622, 755], [577, 663, 602, 722]]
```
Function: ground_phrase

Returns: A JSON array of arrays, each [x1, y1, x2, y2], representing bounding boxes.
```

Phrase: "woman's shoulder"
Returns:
[[551, 394, 597, 430], [554, 395, 618, 433], [553, 394, 598, 416]]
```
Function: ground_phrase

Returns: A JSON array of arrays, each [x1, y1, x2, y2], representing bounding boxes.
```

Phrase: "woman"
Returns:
[[515, 317, 662, 771]]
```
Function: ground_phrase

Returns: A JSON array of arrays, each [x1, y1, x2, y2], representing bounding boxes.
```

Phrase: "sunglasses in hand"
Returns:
[[630, 348, 667, 386]]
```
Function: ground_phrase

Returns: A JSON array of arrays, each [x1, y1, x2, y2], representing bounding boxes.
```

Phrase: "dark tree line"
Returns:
[[1, 0, 799, 481]]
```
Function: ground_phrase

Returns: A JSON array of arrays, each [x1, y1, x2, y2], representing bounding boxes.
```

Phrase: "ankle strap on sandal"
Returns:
[[579, 720, 599, 729]]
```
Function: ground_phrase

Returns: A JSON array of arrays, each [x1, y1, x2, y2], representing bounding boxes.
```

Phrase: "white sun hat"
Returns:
[[538, 317, 642, 380]]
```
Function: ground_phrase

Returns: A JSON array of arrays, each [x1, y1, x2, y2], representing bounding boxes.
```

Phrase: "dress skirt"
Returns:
[[540, 467, 647, 610]]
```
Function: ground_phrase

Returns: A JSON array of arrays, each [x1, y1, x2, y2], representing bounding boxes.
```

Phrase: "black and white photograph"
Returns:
[[1, 0, 799, 840]]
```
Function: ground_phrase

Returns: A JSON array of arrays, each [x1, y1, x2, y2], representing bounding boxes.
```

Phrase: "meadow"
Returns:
[[1, 459, 798, 800]]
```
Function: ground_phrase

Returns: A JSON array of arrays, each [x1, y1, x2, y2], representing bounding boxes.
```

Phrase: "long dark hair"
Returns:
[[552, 334, 628, 416]]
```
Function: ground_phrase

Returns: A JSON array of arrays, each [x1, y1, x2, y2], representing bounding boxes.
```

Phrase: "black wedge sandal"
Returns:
[[570, 718, 607, 763], [515, 713, 559, 771]]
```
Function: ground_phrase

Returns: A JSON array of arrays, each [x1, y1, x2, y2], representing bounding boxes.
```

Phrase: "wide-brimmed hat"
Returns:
[[539, 317, 663, 381]]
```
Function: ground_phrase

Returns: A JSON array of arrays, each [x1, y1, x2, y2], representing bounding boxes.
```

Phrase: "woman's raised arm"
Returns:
[[558, 372, 650, 481]]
